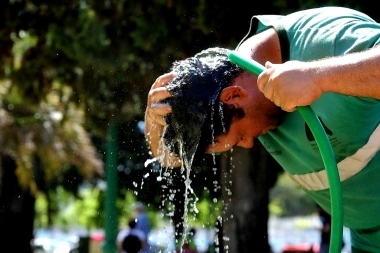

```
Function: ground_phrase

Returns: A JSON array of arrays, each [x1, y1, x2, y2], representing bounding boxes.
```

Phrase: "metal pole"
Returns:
[[102, 122, 118, 253]]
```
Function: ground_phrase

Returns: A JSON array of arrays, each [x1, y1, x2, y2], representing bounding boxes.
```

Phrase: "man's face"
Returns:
[[205, 72, 282, 154], [205, 116, 271, 153]]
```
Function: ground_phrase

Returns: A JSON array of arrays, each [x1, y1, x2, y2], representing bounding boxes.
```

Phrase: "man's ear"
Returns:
[[220, 86, 248, 104]]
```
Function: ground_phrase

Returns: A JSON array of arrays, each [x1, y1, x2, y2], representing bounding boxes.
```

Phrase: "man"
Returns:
[[145, 6, 380, 253], [117, 218, 145, 253], [317, 205, 332, 253], [132, 202, 150, 253]]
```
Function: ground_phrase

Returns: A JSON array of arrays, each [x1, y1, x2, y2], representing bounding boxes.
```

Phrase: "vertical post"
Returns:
[[102, 122, 118, 253]]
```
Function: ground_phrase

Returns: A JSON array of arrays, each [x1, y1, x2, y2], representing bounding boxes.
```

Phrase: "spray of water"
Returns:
[[145, 47, 243, 252]]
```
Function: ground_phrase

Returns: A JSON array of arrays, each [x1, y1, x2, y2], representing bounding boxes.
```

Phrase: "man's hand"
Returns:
[[145, 72, 174, 127], [257, 61, 324, 112], [144, 72, 182, 168]]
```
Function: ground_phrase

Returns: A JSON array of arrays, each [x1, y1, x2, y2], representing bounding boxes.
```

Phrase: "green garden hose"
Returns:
[[228, 51, 343, 253]]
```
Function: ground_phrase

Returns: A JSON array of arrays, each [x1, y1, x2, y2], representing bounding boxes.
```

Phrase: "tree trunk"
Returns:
[[219, 142, 282, 253], [0, 155, 36, 253]]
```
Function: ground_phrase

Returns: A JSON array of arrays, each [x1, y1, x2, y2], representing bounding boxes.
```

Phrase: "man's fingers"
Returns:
[[280, 102, 296, 112], [257, 71, 267, 93], [147, 72, 176, 127], [262, 83, 275, 102], [147, 103, 171, 126], [264, 61, 274, 68], [257, 61, 274, 97], [257, 68, 273, 94], [151, 102, 172, 115], [149, 87, 172, 102], [153, 115, 167, 126], [272, 93, 280, 106], [149, 72, 175, 103], [152, 72, 176, 89]]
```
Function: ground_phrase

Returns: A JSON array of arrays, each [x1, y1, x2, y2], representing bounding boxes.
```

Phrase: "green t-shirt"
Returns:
[[239, 6, 380, 251]]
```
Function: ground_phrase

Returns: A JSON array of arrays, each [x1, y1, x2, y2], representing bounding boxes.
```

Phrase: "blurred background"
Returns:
[[0, 0, 376, 252]]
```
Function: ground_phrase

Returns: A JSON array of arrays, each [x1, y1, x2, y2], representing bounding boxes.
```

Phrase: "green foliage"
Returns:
[[116, 190, 160, 229], [3, 0, 380, 242], [0, 90, 103, 195], [1, 0, 283, 135], [191, 196, 222, 229], [35, 185, 103, 230], [35, 192, 49, 228], [69, 187, 103, 229], [34, 186, 161, 231], [0, 0, 280, 201], [269, 174, 316, 217]]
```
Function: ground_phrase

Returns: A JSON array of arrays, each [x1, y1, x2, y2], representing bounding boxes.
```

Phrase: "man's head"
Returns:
[[163, 47, 244, 166]]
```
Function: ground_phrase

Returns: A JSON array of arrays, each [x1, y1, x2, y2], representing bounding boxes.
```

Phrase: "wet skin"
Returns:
[[206, 72, 283, 154], [145, 28, 283, 166]]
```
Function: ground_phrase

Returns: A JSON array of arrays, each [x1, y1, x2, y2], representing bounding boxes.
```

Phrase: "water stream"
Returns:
[[145, 47, 244, 252]]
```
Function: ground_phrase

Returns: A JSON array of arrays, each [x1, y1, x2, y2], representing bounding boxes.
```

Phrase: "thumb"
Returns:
[[265, 61, 273, 68]]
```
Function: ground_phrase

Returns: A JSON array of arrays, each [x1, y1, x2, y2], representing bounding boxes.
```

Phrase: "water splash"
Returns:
[[146, 47, 243, 252], [144, 157, 157, 167]]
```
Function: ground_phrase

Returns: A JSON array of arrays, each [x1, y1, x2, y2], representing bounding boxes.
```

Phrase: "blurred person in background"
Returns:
[[132, 202, 151, 253], [176, 227, 198, 253], [317, 205, 332, 253], [117, 218, 146, 253], [317, 205, 344, 253]]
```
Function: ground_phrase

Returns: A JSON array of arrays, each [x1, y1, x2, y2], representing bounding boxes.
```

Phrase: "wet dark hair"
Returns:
[[163, 47, 244, 166]]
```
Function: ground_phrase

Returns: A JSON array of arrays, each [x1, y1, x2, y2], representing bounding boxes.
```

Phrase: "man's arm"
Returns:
[[257, 46, 380, 112], [144, 72, 182, 168]]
